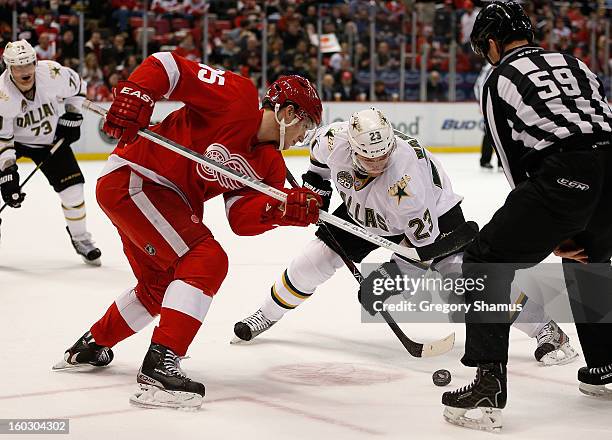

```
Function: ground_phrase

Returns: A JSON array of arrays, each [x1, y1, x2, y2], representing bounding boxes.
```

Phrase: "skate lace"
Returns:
[[72, 232, 96, 252], [536, 321, 557, 345], [452, 379, 477, 395], [590, 364, 612, 375], [164, 351, 187, 379], [243, 310, 273, 332]]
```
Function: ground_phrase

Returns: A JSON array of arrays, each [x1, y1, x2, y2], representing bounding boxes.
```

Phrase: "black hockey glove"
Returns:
[[302, 170, 332, 212], [55, 112, 83, 146], [358, 261, 403, 316], [0, 165, 25, 208]]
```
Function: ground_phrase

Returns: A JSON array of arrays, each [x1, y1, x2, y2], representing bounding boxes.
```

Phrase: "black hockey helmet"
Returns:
[[470, 1, 534, 62]]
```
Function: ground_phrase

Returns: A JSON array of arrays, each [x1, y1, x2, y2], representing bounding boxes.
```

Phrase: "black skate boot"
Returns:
[[442, 363, 507, 432], [232, 309, 276, 343], [130, 343, 205, 409], [66, 227, 102, 266], [534, 320, 579, 366], [578, 363, 612, 399], [52, 331, 114, 370]]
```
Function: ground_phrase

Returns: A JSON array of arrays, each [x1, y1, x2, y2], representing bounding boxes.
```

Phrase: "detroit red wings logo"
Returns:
[[196, 143, 263, 190]]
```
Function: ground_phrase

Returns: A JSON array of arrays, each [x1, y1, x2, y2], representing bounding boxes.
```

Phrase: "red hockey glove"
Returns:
[[102, 80, 155, 144], [261, 188, 322, 227]]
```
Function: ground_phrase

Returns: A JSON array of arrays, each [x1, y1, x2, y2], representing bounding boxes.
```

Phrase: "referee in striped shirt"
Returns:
[[441, 1, 612, 431]]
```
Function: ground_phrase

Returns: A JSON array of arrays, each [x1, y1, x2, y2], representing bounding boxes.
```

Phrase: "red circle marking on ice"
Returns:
[[264, 362, 405, 386]]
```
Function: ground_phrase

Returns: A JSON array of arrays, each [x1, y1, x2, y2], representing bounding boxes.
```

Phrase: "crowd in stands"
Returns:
[[0, 0, 610, 102]]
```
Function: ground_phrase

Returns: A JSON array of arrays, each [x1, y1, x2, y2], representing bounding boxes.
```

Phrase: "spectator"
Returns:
[[82, 52, 104, 87], [376, 41, 399, 71], [266, 55, 284, 84], [111, 1, 137, 33], [460, 0, 479, 48], [338, 70, 360, 101], [433, 0, 454, 45], [427, 70, 446, 102], [174, 32, 201, 62], [57, 30, 79, 68], [101, 34, 130, 69], [16, 12, 38, 45], [552, 17, 571, 47], [320, 73, 339, 101], [373, 80, 390, 101], [62, 15, 80, 38], [34, 33, 55, 60], [85, 31, 105, 62]]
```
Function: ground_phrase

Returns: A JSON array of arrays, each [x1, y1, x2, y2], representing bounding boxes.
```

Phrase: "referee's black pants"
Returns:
[[462, 148, 612, 368]]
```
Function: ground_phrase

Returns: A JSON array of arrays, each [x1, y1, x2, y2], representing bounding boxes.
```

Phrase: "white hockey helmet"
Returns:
[[3, 39, 37, 68], [347, 107, 396, 175]]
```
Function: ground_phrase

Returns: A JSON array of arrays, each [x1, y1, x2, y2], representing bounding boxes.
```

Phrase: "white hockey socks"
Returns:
[[60, 183, 88, 237], [261, 238, 344, 321]]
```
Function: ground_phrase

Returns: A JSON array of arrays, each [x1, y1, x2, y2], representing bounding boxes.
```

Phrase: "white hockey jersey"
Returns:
[[0, 60, 85, 169], [309, 122, 463, 247]]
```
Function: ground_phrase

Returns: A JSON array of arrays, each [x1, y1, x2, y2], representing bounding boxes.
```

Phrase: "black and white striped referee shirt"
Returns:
[[481, 45, 612, 188]]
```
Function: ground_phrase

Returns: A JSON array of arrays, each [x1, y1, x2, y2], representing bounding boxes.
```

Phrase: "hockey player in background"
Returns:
[[233, 107, 577, 367], [0, 40, 101, 265], [54, 52, 323, 410]]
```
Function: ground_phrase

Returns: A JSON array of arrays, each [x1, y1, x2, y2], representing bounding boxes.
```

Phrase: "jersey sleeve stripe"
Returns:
[[309, 156, 329, 169], [485, 87, 515, 188], [152, 52, 180, 99], [224, 195, 243, 217]]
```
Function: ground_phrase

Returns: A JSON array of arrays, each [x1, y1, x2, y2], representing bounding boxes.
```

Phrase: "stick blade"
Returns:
[[420, 332, 455, 357]]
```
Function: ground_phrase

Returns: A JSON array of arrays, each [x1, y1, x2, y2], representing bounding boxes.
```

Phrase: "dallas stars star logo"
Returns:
[[50, 66, 60, 78], [388, 175, 412, 205]]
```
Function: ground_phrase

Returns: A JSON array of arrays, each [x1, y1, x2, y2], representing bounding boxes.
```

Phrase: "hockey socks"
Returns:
[[151, 280, 213, 356]]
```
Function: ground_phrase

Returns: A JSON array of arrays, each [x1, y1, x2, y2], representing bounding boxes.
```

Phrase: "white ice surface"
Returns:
[[0, 155, 610, 440]]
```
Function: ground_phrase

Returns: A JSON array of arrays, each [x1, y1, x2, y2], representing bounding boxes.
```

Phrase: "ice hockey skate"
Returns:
[[442, 363, 506, 432], [534, 320, 579, 366], [578, 363, 612, 399], [231, 309, 277, 343], [130, 343, 205, 410], [52, 331, 113, 370], [66, 227, 102, 266]]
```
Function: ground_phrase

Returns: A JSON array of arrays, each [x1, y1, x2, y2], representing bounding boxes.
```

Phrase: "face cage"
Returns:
[[351, 140, 396, 176]]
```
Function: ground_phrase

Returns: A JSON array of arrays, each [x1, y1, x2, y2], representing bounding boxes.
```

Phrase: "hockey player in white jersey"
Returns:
[[0, 40, 101, 265], [234, 107, 577, 366]]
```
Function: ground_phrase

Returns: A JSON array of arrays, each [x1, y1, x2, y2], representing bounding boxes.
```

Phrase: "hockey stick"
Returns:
[[0, 138, 64, 241], [284, 167, 454, 358], [84, 100, 431, 265]]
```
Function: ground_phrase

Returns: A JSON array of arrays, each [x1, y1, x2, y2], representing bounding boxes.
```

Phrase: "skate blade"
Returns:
[[443, 406, 502, 432], [230, 336, 251, 345], [52, 358, 97, 371], [82, 256, 102, 267], [129, 384, 203, 410], [540, 343, 579, 366], [421, 332, 455, 358], [579, 383, 612, 399]]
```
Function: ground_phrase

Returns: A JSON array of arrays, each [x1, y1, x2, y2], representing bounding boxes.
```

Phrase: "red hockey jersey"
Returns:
[[102, 52, 286, 235]]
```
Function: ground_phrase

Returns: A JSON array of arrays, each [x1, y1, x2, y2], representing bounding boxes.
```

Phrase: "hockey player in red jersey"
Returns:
[[53, 52, 323, 409]]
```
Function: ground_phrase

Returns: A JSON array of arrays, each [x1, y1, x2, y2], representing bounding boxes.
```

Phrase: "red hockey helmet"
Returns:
[[263, 75, 322, 126]]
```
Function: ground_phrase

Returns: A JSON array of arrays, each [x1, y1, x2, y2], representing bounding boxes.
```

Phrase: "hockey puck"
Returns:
[[432, 369, 451, 386]]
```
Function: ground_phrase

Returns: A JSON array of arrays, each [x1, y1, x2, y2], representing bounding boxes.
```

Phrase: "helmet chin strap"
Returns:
[[274, 103, 299, 150]]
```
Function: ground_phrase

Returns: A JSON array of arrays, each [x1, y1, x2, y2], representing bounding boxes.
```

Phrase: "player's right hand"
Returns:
[[0, 165, 25, 208], [262, 188, 322, 227], [103, 80, 155, 144], [302, 170, 332, 211]]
